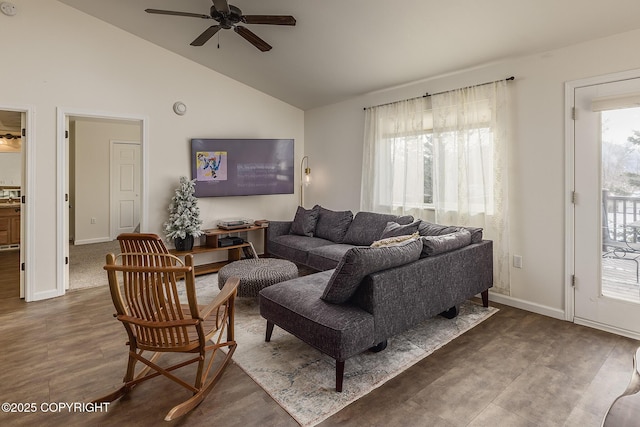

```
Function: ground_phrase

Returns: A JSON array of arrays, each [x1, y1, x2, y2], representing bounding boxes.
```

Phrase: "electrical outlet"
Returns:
[[91, 217, 96, 224], [513, 255, 523, 269]]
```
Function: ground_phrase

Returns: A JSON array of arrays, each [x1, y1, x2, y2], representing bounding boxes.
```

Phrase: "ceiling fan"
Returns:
[[145, 0, 296, 52]]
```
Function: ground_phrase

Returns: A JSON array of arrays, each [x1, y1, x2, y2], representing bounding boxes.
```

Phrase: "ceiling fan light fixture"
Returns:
[[145, 0, 295, 51]]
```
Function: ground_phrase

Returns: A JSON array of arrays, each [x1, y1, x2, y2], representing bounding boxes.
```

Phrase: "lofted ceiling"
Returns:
[[58, 0, 640, 110]]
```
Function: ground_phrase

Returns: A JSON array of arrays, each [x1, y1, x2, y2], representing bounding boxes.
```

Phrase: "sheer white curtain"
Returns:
[[431, 81, 510, 294], [361, 97, 433, 219], [361, 81, 511, 294]]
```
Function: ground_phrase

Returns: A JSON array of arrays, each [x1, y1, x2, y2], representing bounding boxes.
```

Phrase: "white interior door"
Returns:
[[19, 112, 25, 298], [111, 141, 140, 238], [64, 115, 70, 290], [574, 77, 640, 339]]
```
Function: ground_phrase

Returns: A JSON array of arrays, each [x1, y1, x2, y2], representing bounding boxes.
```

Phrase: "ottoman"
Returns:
[[218, 258, 298, 297]]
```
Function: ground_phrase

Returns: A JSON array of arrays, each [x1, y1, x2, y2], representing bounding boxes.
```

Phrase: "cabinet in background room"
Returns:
[[0, 207, 20, 245]]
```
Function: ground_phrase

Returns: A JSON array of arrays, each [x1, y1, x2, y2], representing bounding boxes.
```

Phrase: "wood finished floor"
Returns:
[[0, 250, 639, 426]]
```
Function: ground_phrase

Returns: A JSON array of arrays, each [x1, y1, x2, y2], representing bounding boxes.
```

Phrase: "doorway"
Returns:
[[0, 108, 30, 300], [58, 110, 147, 292], [569, 71, 640, 339]]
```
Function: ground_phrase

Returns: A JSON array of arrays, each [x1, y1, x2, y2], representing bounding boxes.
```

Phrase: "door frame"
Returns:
[[56, 108, 148, 296], [0, 104, 34, 301], [565, 68, 640, 337]]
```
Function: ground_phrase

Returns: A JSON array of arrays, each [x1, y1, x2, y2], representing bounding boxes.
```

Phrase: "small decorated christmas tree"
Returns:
[[164, 177, 203, 250]]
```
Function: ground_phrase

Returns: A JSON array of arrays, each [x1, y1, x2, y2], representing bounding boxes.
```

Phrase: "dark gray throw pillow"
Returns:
[[380, 220, 421, 239], [314, 205, 353, 243], [321, 238, 422, 304], [289, 205, 319, 237], [421, 229, 472, 256], [343, 212, 414, 246], [418, 220, 483, 244], [464, 226, 484, 244]]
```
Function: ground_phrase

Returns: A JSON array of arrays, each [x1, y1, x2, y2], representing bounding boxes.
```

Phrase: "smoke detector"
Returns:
[[0, 2, 17, 17]]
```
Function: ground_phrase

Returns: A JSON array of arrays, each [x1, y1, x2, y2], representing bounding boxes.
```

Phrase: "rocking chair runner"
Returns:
[[93, 252, 240, 421]]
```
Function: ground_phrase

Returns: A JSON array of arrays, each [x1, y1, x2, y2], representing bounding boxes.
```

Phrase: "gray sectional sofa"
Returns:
[[259, 205, 493, 391]]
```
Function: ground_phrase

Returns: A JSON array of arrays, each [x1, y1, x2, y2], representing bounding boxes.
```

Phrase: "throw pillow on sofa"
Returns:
[[321, 238, 422, 304], [421, 229, 472, 256], [290, 205, 320, 237], [379, 220, 421, 239], [418, 220, 483, 244], [371, 232, 420, 248], [343, 212, 414, 246], [313, 205, 353, 243]]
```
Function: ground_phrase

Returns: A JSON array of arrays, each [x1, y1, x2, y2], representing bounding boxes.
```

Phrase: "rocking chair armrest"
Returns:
[[117, 314, 199, 328], [200, 277, 240, 320]]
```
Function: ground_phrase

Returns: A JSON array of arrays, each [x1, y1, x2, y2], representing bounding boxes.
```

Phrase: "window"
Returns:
[[384, 132, 433, 208], [362, 80, 510, 293], [434, 126, 495, 215]]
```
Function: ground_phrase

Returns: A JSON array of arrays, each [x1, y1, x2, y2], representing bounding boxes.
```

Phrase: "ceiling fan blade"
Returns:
[[190, 25, 222, 46], [234, 26, 272, 52], [212, 0, 230, 15], [145, 9, 211, 19], [242, 15, 296, 26]]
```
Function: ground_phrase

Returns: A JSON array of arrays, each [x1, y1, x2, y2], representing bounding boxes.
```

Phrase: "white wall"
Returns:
[[305, 28, 640, 317], [2, 0, 303, 300]]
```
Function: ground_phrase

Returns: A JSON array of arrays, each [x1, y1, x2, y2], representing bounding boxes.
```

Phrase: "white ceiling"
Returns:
[[58, 0, 640, 110]]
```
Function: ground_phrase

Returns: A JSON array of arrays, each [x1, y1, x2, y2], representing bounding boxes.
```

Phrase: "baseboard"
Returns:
[[32, 288, 63, 301], [574, 317, 640, 341], [73, 237, 111, 245], [488, 291, 566, 320]]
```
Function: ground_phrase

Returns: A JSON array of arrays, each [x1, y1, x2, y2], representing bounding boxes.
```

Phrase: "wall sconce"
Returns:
[[300, 156, 311, 206]]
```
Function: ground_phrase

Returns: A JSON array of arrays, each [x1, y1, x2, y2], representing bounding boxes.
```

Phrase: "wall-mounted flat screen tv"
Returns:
[[191, 138, 294, 197]]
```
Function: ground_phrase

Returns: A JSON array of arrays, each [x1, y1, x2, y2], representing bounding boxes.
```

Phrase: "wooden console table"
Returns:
[[169, 224, 268, 277]]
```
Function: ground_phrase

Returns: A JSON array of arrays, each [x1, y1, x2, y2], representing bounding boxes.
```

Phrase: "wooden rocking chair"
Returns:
[[94, 252, 240, 421], [118, 233, 169, 264]]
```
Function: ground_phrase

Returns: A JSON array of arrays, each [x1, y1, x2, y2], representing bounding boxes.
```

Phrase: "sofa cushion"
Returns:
[[421, 229, 472, 256], [314, 206, 354, 243], [321, 238, 423, 304], [418, 221, 483, 244], [259, 271, 375, 360], [307, 244, 356, 271], [290, 205, 320, 237], [269, 234, 334, 265], [343, 212, 414, 246], [379, 220, 421, 239]]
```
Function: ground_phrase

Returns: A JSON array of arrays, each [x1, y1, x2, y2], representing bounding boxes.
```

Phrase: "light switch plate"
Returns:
[[513, 255, 523, 269], [0, 2, 17, 16]]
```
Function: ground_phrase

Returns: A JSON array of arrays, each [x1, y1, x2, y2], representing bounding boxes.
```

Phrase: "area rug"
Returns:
[[194, 274, 498, 427]]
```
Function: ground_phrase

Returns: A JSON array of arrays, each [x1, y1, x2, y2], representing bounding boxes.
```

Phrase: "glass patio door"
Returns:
[[574, 77, 640, 338]]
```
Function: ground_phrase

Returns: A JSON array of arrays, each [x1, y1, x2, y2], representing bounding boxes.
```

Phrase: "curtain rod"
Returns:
[[363, 76, 515, 111]]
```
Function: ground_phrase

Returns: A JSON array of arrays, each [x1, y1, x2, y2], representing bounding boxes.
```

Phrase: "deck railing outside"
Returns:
[[603, 189, 640, 243]]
